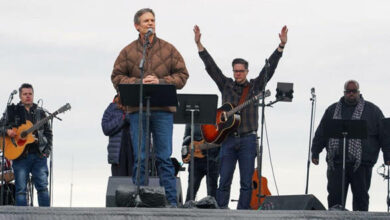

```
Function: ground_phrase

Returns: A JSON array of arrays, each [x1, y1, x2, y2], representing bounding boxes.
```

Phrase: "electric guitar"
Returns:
[[0, 103, 71, 160], [181, 140, 220, 163], [201, 90, 270, 144]]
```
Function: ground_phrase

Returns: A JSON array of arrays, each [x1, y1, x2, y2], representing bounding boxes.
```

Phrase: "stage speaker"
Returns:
[[106, 176, 183, 207], [260, 194, 326, 210]]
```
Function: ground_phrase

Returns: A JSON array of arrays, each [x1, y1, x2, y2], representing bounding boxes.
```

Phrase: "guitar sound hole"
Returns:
[[20, 131, 27, 139], [253, 181, 258, 189]]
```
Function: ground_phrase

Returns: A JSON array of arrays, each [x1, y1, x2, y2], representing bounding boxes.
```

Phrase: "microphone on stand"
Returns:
[[145, 28, 154, 38], [310, 87, 316, 100], [8, 90, 17, 105]]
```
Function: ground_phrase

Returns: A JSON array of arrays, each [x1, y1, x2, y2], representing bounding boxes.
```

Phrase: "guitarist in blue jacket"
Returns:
[[193, 25, 288, 209]]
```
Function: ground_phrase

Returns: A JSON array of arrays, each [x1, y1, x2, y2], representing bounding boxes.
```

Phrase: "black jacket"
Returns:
[[312, 97, 390, 166], [3, 103, 52, 157]]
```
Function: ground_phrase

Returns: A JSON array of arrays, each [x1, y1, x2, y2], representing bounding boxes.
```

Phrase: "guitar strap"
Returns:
[[238, 85, 250, 105]]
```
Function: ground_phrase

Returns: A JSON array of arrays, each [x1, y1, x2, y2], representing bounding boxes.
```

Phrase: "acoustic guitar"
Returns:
[[0, 103, 71, 160], [201, 90, 270, 144], [250, 169, 271, 210], [181, 140, 220, 163]]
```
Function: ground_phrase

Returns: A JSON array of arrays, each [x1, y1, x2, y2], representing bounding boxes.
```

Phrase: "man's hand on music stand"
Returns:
[[143, 75, 159, 84]]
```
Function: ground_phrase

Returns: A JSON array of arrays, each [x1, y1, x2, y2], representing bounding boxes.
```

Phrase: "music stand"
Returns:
[[174, 94, 218, 201], [118, 84, 177, 187], [382, 118, 390, 212], [323, 119, 367, 209]]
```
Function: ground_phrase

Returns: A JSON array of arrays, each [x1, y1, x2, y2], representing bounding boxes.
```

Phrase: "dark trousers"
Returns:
[[111, 127, 133, 176], [216, 134, 257, 209], [185, 157, 219, 202], [327, 163, 373, 211]]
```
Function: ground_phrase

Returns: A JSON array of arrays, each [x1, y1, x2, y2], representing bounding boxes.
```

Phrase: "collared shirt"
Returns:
[[198, 48, 283, 134]]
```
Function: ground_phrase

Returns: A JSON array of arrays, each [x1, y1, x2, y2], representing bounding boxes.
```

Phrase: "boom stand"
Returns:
[[382, 118, 390, 212], [305, 88, 316, 194], [43, 109, 62, 206], [324, 119, 367, 210], [256, 59, 271, 207], [0, 91, 16, 205], [119, 84, 177, 205], [174, 94, 217, 201]]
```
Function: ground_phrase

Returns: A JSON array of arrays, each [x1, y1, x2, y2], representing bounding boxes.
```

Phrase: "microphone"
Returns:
[[145, 28, 154, 38], [8, 89, 17, 105], [310, 87, 316, 100]]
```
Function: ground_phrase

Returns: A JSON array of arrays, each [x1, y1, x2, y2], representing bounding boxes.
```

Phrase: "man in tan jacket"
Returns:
[[111, 8, 189, 207]]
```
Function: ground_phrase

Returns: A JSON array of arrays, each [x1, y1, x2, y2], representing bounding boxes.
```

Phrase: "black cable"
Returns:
[[264, 117, 279, 195]]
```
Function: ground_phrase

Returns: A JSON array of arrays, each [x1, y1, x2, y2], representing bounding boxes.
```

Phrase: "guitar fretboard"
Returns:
[[226, 90, 269, 118], [22, 115, 54, 138]]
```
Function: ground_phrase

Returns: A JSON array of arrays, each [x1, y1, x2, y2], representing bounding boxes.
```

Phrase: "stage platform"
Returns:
[[0, 206, 389, 220]]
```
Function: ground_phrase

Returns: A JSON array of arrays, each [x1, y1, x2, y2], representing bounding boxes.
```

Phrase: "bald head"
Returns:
[[344, 80, 360, 104]]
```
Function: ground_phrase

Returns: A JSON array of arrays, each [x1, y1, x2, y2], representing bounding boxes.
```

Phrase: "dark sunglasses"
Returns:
[[344, 89, 359, 94]]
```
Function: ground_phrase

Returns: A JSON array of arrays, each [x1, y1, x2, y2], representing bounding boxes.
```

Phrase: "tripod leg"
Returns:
[[387, 165, 390, 212]]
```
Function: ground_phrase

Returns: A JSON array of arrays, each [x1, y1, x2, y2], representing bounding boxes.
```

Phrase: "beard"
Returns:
[[344, 95, 360, 105]]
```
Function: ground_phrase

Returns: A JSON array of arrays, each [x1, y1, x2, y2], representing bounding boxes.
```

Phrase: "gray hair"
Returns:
[[344, 79, 360, 90], [133, 8, 155, 24]]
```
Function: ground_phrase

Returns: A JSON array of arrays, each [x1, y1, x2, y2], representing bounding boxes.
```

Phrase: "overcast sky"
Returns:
[[1, 0, 390, 211]]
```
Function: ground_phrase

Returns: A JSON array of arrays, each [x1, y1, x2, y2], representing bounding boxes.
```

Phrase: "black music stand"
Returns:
[[174, 94, 218, 201], [323, 119, 367, 210], [118, 84, 177, 189]]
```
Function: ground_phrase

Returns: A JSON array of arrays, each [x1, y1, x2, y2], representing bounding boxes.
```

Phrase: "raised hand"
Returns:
[[193, 25, 201, 44], [193, 25, 204, 51], [279, 25, 288, 46]]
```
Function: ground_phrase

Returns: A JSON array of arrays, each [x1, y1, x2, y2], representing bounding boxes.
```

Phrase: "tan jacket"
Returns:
[[111, 36, 189, 113]]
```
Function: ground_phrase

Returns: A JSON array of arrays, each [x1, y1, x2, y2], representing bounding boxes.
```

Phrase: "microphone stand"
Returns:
[[377, 164, 390, 212], [0, 91, 15, 205], [256, 59, 270, 207], [134, 34, 151, 206], [305, 89, 316, 194], [42, 108, 62, 206]]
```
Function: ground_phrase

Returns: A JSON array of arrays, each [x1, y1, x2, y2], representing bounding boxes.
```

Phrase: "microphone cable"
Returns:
[[264, 117, 280, 195]]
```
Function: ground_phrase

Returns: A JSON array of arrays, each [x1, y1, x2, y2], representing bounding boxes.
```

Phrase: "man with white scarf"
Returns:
[[311, 79, 390, 211]]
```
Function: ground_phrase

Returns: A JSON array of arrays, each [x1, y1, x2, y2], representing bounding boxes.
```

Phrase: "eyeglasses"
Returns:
[[233, 69, 247, 73], [344, 89, 359, 94]]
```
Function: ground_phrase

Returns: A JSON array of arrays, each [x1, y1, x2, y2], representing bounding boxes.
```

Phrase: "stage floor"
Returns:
[[0, 206, 389, 220]]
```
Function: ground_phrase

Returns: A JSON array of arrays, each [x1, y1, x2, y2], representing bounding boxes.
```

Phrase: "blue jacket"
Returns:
[[101, 102, 128, 164]]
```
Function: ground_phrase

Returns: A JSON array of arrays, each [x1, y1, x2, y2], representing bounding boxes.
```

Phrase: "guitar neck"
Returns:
[[20, 103, 70, 138], [226, 94, 261, 118], [198, 142, 220, 150], [24, 114, 54, 135]]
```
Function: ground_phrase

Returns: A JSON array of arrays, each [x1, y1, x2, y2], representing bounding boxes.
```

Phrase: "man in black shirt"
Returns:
[[182, 124, 220, 202], [312, 80, 390, 211], [3, 83, 52, 206]]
